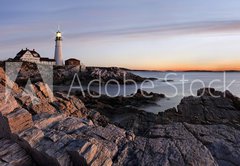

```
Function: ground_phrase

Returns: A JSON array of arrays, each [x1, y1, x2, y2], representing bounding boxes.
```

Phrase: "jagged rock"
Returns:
[[5, 108, 33, 133], [85, 124, 126, 144], [54, 92, 88, 117], [79, 89, 164, 109], [34, 82, 55, 101], [2, 63, 153, 86], [15, 83, 57, 115], [3, 63, 240, 166], [1, 66, 88, 118], [184, 123, 240, 166], [88, 110, 110, 126], [115, 123, 217, 166], [12, 82, 88, 118], [52, 117, 88, 134], [6, 113, 122, 166], [31, 102, 57, 114], [18, 127, 44, 147], [0, 67, 22, 96], [86, 67, 157, 84], [158, 88, 240, 125], [19, 119, 117, 166], [197, 87, 218, 96], [0, 138, 33, 166], [78, 89, 164, 133], [0, 95, 19, 116], [0, 107, 33, 138], [67, 139, 113, 166], [33, 113, 67, 129]]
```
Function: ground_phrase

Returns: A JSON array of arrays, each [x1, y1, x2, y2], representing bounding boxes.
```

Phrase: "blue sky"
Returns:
[[1, 0, 240, 70]]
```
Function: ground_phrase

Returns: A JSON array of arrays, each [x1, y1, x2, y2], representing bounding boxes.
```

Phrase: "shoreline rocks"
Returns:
[[157, 88, 240, 126], [1, 66, 240, 165], [1, 61, 155, 86]]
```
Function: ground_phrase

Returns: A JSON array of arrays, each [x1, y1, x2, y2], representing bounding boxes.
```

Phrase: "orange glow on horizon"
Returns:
[[128, 63, 240, 71]]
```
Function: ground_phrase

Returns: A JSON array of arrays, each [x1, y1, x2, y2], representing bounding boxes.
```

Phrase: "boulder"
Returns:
[[0, 107, 33, 138]]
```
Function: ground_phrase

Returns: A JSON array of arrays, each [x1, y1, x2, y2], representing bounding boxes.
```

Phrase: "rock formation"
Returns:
[[1, 61, 153, 86], [1, 66, 240, 166]]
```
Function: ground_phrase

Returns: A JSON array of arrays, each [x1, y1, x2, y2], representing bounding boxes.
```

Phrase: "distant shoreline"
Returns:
[[2, 62, 240, 73], [127, 69, 240, 73], [87, 66, 240, 72]]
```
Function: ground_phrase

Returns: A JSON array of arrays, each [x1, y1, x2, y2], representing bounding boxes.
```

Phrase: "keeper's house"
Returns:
[[14, 48, 56, 65]]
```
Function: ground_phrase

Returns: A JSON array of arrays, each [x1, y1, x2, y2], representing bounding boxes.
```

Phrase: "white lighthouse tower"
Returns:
[[54, 30, 63, 65]]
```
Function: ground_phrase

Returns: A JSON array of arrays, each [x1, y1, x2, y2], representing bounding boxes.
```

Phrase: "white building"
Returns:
[[14, 48, 56, 65], [54, 31, 63, 65]]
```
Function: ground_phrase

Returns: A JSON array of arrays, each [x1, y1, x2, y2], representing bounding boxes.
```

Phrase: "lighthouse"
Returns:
[[54, 30, 63, 65]]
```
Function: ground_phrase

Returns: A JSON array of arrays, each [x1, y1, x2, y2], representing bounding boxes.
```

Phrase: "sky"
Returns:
[[1, 0, 240, 70]]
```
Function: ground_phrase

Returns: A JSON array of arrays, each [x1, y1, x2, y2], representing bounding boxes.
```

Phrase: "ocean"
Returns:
[[136, 71, 240, 113], [86, 71, 240, 114], [56, 71, 240, 114]]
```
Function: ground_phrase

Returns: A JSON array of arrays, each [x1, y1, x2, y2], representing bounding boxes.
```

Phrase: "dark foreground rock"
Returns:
[[78, 89, 165, 108], [1, 66, 240, 166], [76, 89, 164, 133], [158, 88, 240, 125]]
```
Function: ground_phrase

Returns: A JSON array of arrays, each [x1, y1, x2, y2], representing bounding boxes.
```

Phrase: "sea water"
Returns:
[[91, 71, 240, 113], [59, 71, 240, 114]]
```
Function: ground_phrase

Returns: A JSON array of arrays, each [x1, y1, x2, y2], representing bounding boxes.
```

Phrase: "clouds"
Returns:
[[1, 0, 240, 69], [62, 20, 240, 43]]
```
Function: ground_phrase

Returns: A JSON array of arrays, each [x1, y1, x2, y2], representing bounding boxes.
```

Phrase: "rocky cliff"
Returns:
[[1, 67, 240, 166]]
